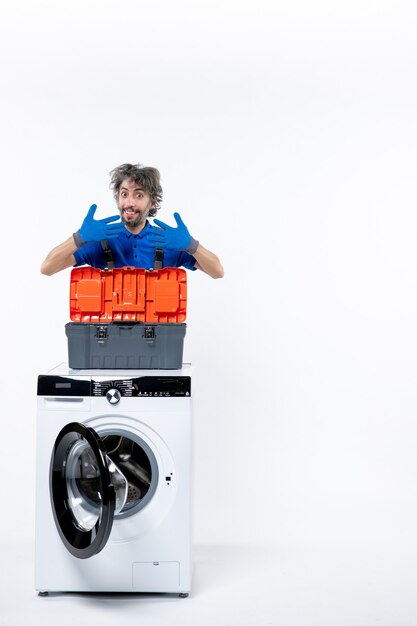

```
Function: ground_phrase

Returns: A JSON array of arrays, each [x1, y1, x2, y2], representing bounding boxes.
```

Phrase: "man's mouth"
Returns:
[[123, 209, 139, 218], [120, 207, 147, 227]]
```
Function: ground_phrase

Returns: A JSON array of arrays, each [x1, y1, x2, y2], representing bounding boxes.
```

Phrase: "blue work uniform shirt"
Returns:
[[74, 221, 197, 270]]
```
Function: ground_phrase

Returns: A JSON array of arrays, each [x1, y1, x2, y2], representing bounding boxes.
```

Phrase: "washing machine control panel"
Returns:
[[38, 375, 191, 397], [93, 377, 191, 398]]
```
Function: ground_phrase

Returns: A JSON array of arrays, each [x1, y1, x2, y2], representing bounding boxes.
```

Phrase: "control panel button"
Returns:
[[106, 389, 121, 404]]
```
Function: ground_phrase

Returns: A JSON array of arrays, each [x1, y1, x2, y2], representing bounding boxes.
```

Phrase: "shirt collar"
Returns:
[[123, 220, 150, 239]]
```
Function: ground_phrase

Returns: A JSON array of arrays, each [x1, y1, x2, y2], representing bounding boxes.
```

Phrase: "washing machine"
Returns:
[[35, 362, 192, 596]]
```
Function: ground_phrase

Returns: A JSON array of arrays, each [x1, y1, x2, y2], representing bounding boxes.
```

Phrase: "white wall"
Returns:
[[1, 1, 417, 551]]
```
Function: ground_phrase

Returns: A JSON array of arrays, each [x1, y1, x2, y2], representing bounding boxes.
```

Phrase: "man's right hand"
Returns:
[[74, 204, 125, 247]]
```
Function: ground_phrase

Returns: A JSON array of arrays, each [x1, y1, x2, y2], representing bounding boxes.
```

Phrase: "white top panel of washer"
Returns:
[[45, 362, 193, 378]]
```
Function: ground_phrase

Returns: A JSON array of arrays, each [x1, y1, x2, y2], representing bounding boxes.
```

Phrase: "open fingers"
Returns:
[[105, 223, 125, 233], [152, 218, 169, 230], [148, 236, 165, 244], [103, 214, 122, 224], [173, 212, 185, 228], [86, 204, 97, 219]]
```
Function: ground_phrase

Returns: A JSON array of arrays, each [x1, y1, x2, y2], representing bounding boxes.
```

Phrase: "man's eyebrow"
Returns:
[[120, 185, 145, 192]]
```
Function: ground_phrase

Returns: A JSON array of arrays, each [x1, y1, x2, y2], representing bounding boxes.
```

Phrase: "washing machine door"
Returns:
[[50, 422, 117, 559]]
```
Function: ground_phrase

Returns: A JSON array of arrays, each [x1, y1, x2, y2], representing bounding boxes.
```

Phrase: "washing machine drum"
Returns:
[[50, 422, 129, 559]]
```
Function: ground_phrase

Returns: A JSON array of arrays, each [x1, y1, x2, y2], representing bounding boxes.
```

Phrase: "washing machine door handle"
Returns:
[[50, 422, 116, 559]]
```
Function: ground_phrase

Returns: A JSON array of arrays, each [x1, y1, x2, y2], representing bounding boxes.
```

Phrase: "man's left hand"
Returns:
[[149, 212, 199, 254]]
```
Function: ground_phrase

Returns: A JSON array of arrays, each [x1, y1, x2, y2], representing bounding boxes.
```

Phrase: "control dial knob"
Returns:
[[106, 388, 121, 404]]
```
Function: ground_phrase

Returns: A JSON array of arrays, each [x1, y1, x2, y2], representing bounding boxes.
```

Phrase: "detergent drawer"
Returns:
[[65, 322, 186, 369]]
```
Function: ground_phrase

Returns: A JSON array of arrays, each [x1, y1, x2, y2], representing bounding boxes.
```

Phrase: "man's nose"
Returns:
[[123, 196, 135, 207]]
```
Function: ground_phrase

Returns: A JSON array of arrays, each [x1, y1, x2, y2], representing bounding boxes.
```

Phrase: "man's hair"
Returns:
[[109, 163, 163, 216]]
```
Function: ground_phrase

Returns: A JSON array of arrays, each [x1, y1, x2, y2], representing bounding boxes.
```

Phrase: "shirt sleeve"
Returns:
[[73, 242, 107, 269], [176, 251, 197, 271]]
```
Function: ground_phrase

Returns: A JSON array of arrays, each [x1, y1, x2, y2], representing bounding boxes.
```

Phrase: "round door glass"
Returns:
[[50, 422, 117, 559], [66, 439, 102, 531]]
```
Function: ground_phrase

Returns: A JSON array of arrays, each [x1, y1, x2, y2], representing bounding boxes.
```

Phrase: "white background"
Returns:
[[1, 1, 417, 623]]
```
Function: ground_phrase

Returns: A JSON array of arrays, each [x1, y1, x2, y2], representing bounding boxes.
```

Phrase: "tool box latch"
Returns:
[[143, 326, 156, 343], [96, 325, 108, 343]]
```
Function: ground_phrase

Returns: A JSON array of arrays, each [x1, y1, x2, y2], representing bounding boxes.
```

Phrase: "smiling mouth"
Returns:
[[123, 209, 139, 217], [121, 208, 146, 227], [123, 212, 141, 222]]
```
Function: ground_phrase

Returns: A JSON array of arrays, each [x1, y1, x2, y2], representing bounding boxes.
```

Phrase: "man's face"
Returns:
[[118, 178, 154, 228]]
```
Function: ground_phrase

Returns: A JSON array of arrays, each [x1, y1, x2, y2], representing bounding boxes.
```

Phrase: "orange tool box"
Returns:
[[69, 266, 187, 323]]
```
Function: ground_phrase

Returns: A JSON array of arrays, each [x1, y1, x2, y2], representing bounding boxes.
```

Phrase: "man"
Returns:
[[41, 163, 224, 279]]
